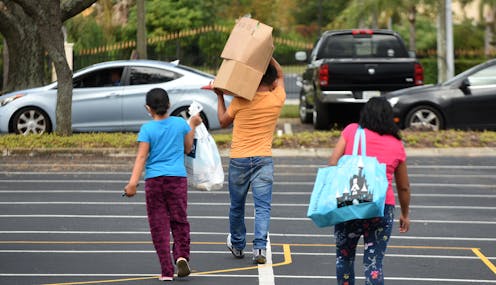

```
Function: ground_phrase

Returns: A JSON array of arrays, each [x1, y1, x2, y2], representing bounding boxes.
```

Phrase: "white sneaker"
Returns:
[[226, 233, 244, 258], [253, 248, 267, 264], [176, 257, 191, 277]]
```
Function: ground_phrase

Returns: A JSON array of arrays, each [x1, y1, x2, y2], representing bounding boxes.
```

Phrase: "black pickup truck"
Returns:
[[297, 29, 424, 129]]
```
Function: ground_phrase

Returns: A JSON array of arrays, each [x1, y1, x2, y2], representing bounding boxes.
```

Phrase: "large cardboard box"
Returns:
[[213, 17, 274, 100]]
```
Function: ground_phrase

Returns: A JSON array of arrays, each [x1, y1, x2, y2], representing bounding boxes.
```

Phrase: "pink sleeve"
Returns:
[[342, 123, 359, 155]]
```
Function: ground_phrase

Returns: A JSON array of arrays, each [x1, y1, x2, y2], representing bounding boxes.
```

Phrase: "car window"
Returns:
[[317, 34, 409, 59], [72, 68, 124, 88], [467, 64, 496, 86], [128, 66, 181, 85]]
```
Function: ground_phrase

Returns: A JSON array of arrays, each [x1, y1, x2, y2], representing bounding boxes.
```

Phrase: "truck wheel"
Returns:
[[405, 105, 444, 131], [313, 98, 331, 130], [299, 94, 313, 124]]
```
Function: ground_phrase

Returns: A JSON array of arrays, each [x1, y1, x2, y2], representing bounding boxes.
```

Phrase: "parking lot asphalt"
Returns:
[[0, 153, 495, 285]]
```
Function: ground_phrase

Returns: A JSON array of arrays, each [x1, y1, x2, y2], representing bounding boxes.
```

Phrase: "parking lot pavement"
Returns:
[[0, 155, 495, 285]]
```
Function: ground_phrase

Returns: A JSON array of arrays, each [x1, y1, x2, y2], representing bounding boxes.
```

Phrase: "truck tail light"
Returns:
[[319, 64, 329, 86], [352, 29, 373, 35], [414, 63, 424, 85]]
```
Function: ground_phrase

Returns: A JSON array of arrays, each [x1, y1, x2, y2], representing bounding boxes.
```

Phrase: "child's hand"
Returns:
[[123, 183, 138, 197], [213, 88, 224, 97], [189, 114, 202, 127], [399, 215, 410, 233]]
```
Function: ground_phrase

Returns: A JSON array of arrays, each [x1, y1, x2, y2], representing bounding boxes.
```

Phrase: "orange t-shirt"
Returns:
[[227, 85, 286, 158]]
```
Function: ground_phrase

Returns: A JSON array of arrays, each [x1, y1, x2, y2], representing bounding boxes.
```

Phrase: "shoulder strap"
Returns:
[[352, 127, 367, 156]]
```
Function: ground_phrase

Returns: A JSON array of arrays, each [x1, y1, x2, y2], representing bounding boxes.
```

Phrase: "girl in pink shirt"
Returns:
[[328, 97, 411, 285]]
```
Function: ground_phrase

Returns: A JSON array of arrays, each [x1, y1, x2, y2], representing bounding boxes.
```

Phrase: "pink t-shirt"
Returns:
[[342, 123, 406, 205]]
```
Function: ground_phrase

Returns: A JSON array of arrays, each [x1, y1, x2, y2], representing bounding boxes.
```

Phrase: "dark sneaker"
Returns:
[[253, 249, 267, 264], [176, 257, 191, 278], [226, 234, 244, 258]]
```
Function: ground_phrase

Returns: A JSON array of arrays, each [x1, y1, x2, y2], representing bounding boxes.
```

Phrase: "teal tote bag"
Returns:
[[307, 127, 388, 228]]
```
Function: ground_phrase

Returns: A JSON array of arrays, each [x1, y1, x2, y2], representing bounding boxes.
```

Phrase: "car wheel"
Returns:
[[11, 107, 52, 135], [405, 105, 444, 131], [171, 106, 210, 130], [313, 97, 331, 130], [299, 93, 313, 124]]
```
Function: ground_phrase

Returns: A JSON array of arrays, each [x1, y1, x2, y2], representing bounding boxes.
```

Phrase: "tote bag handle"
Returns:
[[352, 127, 367, 156]]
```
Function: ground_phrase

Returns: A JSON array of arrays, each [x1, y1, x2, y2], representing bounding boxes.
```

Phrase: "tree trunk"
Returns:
[[2, 38, 8, 91], [137, 0, 147, 59], [36, 0, 74, 136], [484, 5, 496, 57], [0, 2, 46, 93], [408, 5, 416, 51], [437, 1, 447, 83]]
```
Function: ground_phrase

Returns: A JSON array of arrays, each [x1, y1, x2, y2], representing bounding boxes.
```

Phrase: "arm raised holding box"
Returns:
[[214, 88, 234, 129], [270, 57, 285, 90]]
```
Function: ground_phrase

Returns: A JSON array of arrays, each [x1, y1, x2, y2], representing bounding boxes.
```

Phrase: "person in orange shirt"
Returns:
[[214, 57, 286, 264]]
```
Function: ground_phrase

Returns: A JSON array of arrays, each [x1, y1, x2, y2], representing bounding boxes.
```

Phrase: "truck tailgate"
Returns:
[[324, 58, 417, 91]]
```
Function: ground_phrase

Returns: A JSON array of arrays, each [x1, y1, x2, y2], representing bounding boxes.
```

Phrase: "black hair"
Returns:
[[359, 97, 401, 140], [146, 88, 170, 116], [260, 63, 278, 86]]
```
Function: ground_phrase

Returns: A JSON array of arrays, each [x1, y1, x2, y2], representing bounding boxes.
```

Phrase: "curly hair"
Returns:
[[359, 97, 401, 140]]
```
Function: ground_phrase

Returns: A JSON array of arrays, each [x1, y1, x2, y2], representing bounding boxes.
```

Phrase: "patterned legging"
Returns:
[[334, 205, 395, 285]]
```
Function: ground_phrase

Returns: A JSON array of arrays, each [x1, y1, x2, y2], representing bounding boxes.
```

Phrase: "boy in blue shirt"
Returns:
[[124, 88, 201, 281]]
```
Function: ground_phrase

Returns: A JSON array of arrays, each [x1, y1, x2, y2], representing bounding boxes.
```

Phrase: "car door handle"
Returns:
[[106, 93, 120, 98]]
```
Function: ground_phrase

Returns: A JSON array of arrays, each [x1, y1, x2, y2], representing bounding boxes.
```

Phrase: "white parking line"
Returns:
[[258, 236, 274, 285], [0, 231, 495, 242], [1, 179, 495, 189]]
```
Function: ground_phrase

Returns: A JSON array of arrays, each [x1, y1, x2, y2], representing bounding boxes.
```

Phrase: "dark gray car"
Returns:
[[386, 59, 496, 131]]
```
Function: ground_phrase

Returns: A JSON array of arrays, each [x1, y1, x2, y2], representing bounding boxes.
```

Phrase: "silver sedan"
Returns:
[[0, 60, 230, 134]]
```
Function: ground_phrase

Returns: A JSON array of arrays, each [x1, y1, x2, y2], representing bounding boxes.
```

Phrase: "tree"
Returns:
[[0, 0, 97, 135], [292, 0, 347, 39], [329, 0, 440, 52], [479, 0, 496, 56]]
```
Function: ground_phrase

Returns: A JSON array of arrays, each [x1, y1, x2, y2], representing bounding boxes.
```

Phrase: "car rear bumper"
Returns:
[[320, 90, 382, 103]]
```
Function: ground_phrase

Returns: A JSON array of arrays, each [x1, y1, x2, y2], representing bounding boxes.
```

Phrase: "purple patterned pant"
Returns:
[[145, 176, 190, 277], [334, 205, 395, 285]]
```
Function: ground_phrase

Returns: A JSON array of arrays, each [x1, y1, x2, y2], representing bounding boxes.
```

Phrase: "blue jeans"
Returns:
[[228, 156, 274, 250]]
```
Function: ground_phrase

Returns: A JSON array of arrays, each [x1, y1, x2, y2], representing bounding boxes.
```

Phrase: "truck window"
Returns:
[[317, 34, 409, 59]]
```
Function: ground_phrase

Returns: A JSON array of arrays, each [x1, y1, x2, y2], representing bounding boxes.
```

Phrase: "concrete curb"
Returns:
[[2, 147, 495, 158]]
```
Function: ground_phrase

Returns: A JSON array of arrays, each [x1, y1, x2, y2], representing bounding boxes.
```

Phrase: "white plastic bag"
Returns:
[[185, 101, 224, 191]]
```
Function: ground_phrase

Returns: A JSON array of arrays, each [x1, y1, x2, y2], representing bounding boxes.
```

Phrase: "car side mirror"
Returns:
[[408, 51, 416, 58], [460, 78, 471, 95], [295, 51, 307, 62]]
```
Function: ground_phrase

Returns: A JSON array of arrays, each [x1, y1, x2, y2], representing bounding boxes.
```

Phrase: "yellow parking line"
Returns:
[[5, 241, 490, 284], [43, 276, 158, 285], [472, 248, 496, 275], [42, 244, 292, 285]]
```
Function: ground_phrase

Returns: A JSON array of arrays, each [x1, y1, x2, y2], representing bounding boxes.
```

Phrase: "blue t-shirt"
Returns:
[[137, 116, 191, 179]]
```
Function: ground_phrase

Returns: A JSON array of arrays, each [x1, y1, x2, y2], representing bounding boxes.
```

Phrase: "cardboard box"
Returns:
[[213, 17, 274, 100]]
